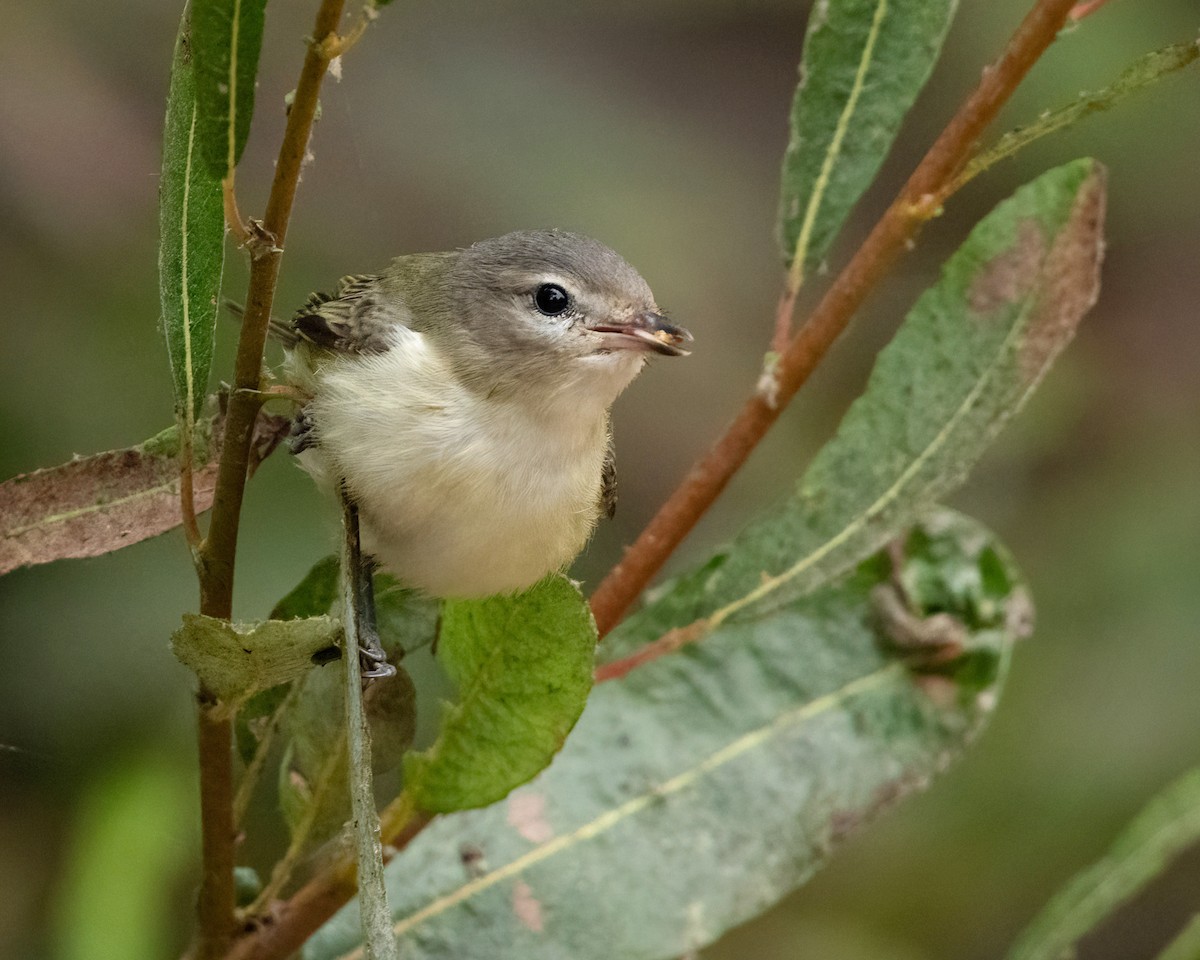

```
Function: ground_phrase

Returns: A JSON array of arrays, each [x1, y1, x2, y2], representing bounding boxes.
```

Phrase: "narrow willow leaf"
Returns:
[[959, 40, 1200, 190], [1006, 768, 1200, 960], [192, 0, 268, 177], [0, 419, 220, 576], [621, 159, 1105, 649], [305, 510, 1024, 960], [404, 576, 596, 814], [778, 0, 958, 278], [159, 11, 225, 420], [171, 613, 342, 714]]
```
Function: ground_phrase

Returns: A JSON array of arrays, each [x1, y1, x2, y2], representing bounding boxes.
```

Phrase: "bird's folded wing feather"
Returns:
[[290, 274, 399, 354], [601, 437, 617, 520]]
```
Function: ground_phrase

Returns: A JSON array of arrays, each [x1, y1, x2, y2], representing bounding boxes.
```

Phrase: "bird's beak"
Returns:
[[586, 311, 693, 357]]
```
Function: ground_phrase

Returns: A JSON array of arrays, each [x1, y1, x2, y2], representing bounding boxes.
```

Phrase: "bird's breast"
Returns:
[[304, 338, 609, 597]]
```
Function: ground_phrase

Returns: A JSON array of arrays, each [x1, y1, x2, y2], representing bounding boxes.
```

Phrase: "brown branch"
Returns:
[[191, 2, 350, 958], [179, 426, 203, 554], [224, 810, 434, 960], [588, 0, 1082, 637]]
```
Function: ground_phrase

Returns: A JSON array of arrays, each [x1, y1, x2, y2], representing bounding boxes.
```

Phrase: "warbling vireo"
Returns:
[[280, 229, 692, 607]]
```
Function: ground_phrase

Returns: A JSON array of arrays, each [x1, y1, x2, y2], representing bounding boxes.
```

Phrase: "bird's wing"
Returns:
[[291, 274, 398, 354], [600, 436, 618, 520]]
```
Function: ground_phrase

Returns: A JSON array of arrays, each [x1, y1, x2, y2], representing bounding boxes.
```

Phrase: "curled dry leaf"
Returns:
[[0, 407, 291, 575]]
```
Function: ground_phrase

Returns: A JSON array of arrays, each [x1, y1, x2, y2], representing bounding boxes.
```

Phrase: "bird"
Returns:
[[278, 229, 692, 605]]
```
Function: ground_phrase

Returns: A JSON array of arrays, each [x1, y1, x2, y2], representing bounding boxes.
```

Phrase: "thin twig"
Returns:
[[1069, 0, 1116, 21], [222, 175, 253, 249], [320, 2, 378, 60], [180, 427, 203, 554], [192, 2, 349, 957], [224, 805, 433, 960], [247, 734, 348, 916], [232, 682, 304, 827], [194, 702, 238, 960], [588, 0, 1082, 638], [951, 39, 1200, 195]]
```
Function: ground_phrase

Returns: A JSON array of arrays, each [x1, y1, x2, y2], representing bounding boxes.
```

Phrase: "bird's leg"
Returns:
[[288, 406, 317, 454], [341, 489, 396, 682], [355, 550, 394, 680]]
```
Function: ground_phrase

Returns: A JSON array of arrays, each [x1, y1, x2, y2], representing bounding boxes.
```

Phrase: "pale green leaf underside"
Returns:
[[305, 509, 1025, 960], [778, 0, 958, 275], [616, 159, 1105, 653], [1005, 767, 1200, 960], [404, 576, 597, 814], [171, 613, 342, 715], [158, 12, 225, 421]]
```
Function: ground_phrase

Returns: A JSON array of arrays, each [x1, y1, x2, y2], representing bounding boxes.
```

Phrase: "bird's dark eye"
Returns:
[[533, 283, 571, 316]]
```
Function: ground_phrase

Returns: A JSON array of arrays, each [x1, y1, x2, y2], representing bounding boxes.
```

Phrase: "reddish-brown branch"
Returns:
[[192, 2, 349, 958], [195, 699, 238, 959], [588, 0, 1081, 638], [1069, 0, 1116, 21], [224, 812, 434, 960]]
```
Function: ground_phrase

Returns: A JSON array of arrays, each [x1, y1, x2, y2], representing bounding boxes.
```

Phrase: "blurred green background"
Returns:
[[2, 1, 1198, 957]]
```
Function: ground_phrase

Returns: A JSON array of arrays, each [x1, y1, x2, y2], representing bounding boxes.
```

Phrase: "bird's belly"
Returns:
[[357, 456, 601, 598], [303, 347, 608, 598]]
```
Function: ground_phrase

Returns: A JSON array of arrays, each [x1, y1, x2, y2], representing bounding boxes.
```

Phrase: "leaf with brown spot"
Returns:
[[967, 219, 1047, 315], [611, 158, 1107, 635], [0, 408, 290, 575]]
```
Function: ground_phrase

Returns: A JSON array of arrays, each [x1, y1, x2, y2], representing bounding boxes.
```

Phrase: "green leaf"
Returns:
[[269, 555, 440, 657], [403, 576, 596, 814], [304, 510, 1025, 960], [192, 0, 268, 178], [624, 159, 1106, 648], [778, 0, 957, 279], [1005, 767, 1200, 960], [171, 612, 342, 714], [158, 11, 226, 421], [961, 40, 1200, 189], [272, 555, 343, 621]]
